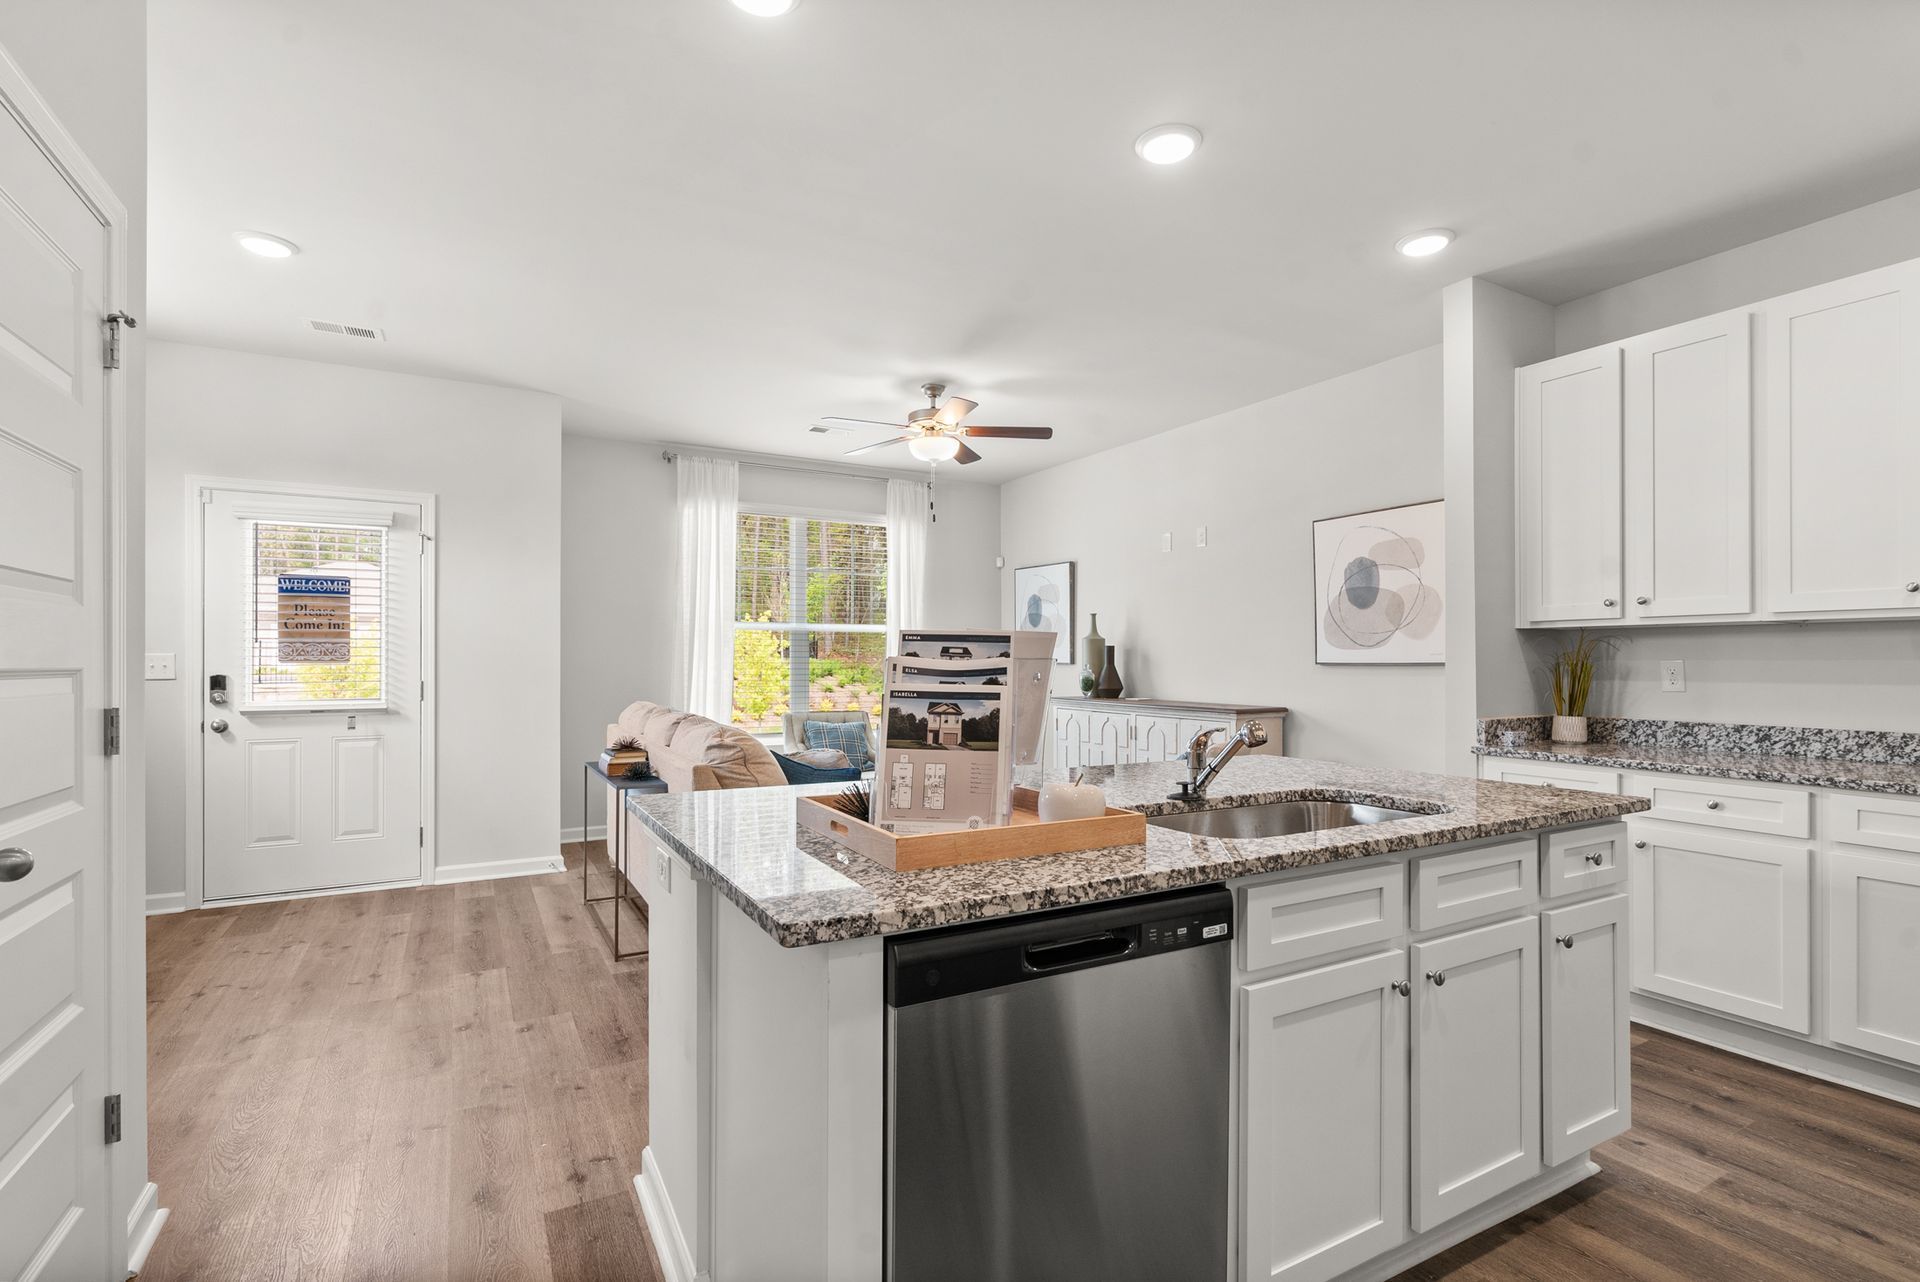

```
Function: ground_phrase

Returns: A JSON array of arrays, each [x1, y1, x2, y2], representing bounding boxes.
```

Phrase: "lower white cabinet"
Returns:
[[1241, 951, 1409, 1282], [1825, 849, 1920, 1069], [1410, 916, 1542, 1231], [1628, 823, 1812, 1033], [1541, 895, 1631, 1165]]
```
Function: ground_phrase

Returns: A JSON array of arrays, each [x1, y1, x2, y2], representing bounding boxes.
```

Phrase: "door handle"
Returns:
[[0, 847, 33, 882], [1023, 930, 1134, 972], [209, 718, 229, 734]]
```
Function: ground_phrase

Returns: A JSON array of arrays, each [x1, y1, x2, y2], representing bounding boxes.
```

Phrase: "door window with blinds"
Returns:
[[734, 512, 886, 734], [245, 520, 387, 708]]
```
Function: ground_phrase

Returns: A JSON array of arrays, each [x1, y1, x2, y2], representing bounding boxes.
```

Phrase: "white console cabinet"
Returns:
[[1049, 697, 1286, 772]]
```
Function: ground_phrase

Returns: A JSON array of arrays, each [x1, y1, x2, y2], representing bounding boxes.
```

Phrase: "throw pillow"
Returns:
[[789, 746, 851, 769], [804, 719, 872, 770]]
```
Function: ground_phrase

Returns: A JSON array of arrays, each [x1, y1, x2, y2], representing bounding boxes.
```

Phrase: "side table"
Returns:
[[583, 760, 668, 960]]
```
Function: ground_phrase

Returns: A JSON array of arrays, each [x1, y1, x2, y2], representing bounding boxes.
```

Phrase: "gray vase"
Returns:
[[1081, 613, 1105, 689]]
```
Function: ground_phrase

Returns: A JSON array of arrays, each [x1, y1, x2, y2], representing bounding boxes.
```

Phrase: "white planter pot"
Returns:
[[1550, 715, 1589, 744]]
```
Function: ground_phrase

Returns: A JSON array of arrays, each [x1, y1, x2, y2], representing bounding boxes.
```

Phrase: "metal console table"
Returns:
[[582, 759, 667, 960]]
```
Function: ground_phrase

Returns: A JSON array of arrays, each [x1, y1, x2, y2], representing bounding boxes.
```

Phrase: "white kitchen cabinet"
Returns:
[[1623, 310, 1752, 619], [1541, 894, 1631, 1165], [1763, 261, 1920, 615], [1628, 824, 1811, 1033], [1825, 849, 1920, 1069], [1049, 703, 1131, 769], [1409, 915, 1541, 1231], [1241, 950, 1409, 1282], [1479, 758, 1622, 794], [1133, 713, 1194, 763], [1516, 347, 1624, 624]]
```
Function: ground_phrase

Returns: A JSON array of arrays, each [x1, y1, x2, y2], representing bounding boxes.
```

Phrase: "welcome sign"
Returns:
[[277, 574, 352, 662]]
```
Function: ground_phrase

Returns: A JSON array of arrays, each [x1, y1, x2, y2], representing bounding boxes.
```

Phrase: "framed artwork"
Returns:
[[1312, 499, 1445, 665], [1012, 561, 1074, 665]]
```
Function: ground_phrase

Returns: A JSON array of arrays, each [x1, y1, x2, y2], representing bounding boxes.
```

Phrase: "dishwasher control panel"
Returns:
[[1141, 902, 1234, 954]]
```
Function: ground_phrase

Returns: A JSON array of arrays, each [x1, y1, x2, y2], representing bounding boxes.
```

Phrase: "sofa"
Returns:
[[780, 708, 876, 761], [605, 701, 788, 793]]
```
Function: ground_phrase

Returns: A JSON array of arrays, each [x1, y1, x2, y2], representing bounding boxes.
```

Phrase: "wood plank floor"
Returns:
[[145, 848, 1920, 1280]]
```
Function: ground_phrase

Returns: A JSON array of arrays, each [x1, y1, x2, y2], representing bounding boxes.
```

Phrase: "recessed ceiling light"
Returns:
[[1134, 124, 1202, 166], [731, 0, 797, 14], [235, 231, 300, 259], [1394, 229, 1454, 258]]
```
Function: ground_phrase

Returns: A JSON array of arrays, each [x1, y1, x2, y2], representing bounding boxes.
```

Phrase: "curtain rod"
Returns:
[[659, 447, 927, 484]]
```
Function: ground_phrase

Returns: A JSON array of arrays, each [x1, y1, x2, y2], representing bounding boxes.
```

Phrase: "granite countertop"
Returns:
[[1474, 715, 1920, 796], [629, 756, 1645, 948]]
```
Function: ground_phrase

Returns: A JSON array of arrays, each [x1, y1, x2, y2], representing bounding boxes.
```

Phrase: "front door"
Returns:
[[199, 486, 426, 900], [0, 80, 115, 1280]]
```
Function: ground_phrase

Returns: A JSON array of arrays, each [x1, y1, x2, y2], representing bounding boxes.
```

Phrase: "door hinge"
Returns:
[[420, 679, 426, 702], [419, 826, 425, 847], [104, 707, 122, 756], [105, 1094, 122, 1144], [104, 311, 138, 370]]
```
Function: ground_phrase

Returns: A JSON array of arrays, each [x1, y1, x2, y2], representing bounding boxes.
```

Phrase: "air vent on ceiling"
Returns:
[[307, 318, 386, 341], [808, 422, 854, 435]]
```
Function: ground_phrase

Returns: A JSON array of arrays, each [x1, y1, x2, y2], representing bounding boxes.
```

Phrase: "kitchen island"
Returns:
[[626, 755, 1647, 1282]]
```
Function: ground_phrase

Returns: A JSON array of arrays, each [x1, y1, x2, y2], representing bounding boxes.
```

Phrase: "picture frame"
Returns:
[[1012, 560, 1075, 665], [1311, 499, 1445, 665]]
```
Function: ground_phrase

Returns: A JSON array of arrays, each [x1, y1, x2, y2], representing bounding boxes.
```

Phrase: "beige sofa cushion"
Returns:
[[607, 700, 786, 792]]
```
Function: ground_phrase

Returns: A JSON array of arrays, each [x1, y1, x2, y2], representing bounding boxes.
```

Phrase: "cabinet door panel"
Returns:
[[1763, 262, 1920, 614], [1629, 824, 1811, 1032], [1517, 347, 1623, 624], [1082, 708, 1132, 766], [1133, 713, 1185, 763], [1051, 707, 1087, 773], [1625, 311, 1752, 618], [1479, 759, 1622, 794], [1242, 951, 1409, 1282], [1826, 850, 1920, 1068], [1542, 895, 1631, 1165], [1411, 916, 1541, 1231]]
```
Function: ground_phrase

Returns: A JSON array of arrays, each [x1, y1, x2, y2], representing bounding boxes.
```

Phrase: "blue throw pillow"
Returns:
[[804, 719, 872, 770], [772, 750, 862, 786]]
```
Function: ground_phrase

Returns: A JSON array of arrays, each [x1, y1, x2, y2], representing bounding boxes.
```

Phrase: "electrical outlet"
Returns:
[[1161, 531, 1172, 552], [655, 849, 673, 893], [1660, 660, 1686, 692], [1195, 525, 1208, 549], [144, 653, 176, 680]]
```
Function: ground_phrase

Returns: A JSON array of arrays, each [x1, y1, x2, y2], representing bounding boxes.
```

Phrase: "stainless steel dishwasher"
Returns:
[[885, 885, 1232, 1281]]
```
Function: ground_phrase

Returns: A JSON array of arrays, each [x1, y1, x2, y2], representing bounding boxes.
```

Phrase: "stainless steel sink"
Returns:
[[1147, 800, 1428, 838]]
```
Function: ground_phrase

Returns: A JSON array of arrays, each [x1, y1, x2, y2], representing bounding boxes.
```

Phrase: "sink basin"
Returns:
[[1147, 800, 1428, 838]]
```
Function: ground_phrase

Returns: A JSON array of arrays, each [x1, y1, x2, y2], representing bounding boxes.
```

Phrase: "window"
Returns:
[[733, 512, 886, 735], [246, 520, 386, 707]]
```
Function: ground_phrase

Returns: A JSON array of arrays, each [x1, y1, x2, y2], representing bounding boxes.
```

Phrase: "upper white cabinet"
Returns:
[[1516, 347, 1624, 624], [1762, 261, 1920, 615], [1624, 310, 1753, 619]]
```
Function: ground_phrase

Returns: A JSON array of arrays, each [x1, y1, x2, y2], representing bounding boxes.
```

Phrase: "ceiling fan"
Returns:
[[820, 383, 1053, 466]]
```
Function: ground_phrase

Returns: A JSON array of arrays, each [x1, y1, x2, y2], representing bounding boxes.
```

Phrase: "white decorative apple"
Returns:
[[1038, 779, 1107, 823]]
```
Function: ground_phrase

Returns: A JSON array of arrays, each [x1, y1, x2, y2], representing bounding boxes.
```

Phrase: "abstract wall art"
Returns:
[[1012, 560, 1074, 665], [1312, 499, 1445, 665]]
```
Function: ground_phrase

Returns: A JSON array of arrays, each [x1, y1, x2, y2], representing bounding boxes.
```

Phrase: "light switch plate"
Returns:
[[144, 653, 176, 680], [1660, 660, 1686, 692], [1195, 525, 1208, 548]]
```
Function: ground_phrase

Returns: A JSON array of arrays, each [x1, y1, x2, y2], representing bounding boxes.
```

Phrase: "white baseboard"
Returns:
[[559, 824, 608, 844], [1632, 994, 1920, 1108], [145, 892, 186, 916], [636, 1147, 705, 1282], [433, 854, 566, 885], [1344, 1157, 1600, 1282], [127, 1181, 168, 1274]]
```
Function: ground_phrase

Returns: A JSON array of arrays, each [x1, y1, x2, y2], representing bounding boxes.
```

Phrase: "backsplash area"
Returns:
[[1476, 715, 1920, 765]]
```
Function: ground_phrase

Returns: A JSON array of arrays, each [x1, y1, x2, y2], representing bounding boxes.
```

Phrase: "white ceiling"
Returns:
[[150, 0, 1920, 482]]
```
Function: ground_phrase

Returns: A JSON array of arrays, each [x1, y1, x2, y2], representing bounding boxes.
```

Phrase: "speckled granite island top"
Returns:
[[628, 756, 1647, 948]]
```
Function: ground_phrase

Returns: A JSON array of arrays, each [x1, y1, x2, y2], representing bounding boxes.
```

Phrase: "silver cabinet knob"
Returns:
[[1633, 839, 1648, 849], [1706, 799, 1721, 810], [1584, 851, 1605, 866], [0, 847, 33, 882], [209, 718, 229, 734], [1392, 979, 1411, 997], [1426, 970, 1447, 987], [1907, 582, 1919, 593], [1603, 598, 1617, 608], [1555, 934, 1576, 949], [1635, 596, 1650, 606]]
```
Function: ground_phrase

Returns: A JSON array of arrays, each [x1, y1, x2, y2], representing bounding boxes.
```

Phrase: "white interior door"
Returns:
[[200, 487, 426, 900], [0, 90, 114, 1281]]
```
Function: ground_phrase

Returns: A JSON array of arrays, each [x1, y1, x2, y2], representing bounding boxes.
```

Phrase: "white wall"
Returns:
[[999, 347, 1447, 773], [146, 342, 563, 894], [1547, 186, 1920, 731], [560, 436, 1000, 836]]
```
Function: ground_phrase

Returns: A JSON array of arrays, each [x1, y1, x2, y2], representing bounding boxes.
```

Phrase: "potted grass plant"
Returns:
[[1548, 630, 1603, 744]]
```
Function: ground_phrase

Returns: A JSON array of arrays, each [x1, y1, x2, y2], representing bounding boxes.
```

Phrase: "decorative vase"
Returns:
[[1081, 613, 1105, 693], [1095, 644, 1125, 699], [1550, 715, 1588, 744]]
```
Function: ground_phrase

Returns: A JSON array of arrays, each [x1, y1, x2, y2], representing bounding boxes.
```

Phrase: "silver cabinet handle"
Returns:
[[1907, 582, 1918, 593], [0, 847, 33, 882], [1635, 596, 1650, 605], [1392, 979, 1411, 997], [1706, 799, 1721, 810], [1633, 839, 1648, 849], [1585, 851, 1605, 866], [1426, 970, 1447, 986], [1603, 598, 1617, 608], [1555, 934, 1576, 949], [209, 718, 229, 734]]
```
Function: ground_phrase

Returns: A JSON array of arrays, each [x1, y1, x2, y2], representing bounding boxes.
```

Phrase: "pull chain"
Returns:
[[928, 462, 938, 523]]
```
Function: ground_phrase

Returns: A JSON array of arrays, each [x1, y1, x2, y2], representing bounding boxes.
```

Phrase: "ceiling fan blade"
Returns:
[[952, 440, 983, 465], [934, 397, 979, 426], [963, 425, 1053, 439], [844, 434, 914, 457], [819, 416, 908, 429]]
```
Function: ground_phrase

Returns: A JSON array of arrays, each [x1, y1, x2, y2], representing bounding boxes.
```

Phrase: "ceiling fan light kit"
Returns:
[[829, 381, 1054, 468]]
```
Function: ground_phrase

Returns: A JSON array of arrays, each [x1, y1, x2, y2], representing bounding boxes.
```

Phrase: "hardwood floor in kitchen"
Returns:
[[144, 846, 1920, 1281]]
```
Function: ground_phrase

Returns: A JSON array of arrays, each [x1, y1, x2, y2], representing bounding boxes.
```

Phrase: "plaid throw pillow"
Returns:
[[804, 719, 871, 770]]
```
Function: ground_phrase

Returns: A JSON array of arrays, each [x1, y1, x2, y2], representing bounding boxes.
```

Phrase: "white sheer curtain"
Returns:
[[886, 477, 930, 652], [673, 455, 739, 721]]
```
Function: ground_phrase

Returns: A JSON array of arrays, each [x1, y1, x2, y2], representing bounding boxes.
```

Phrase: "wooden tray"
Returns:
[[796, 786, 1147, 873]]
